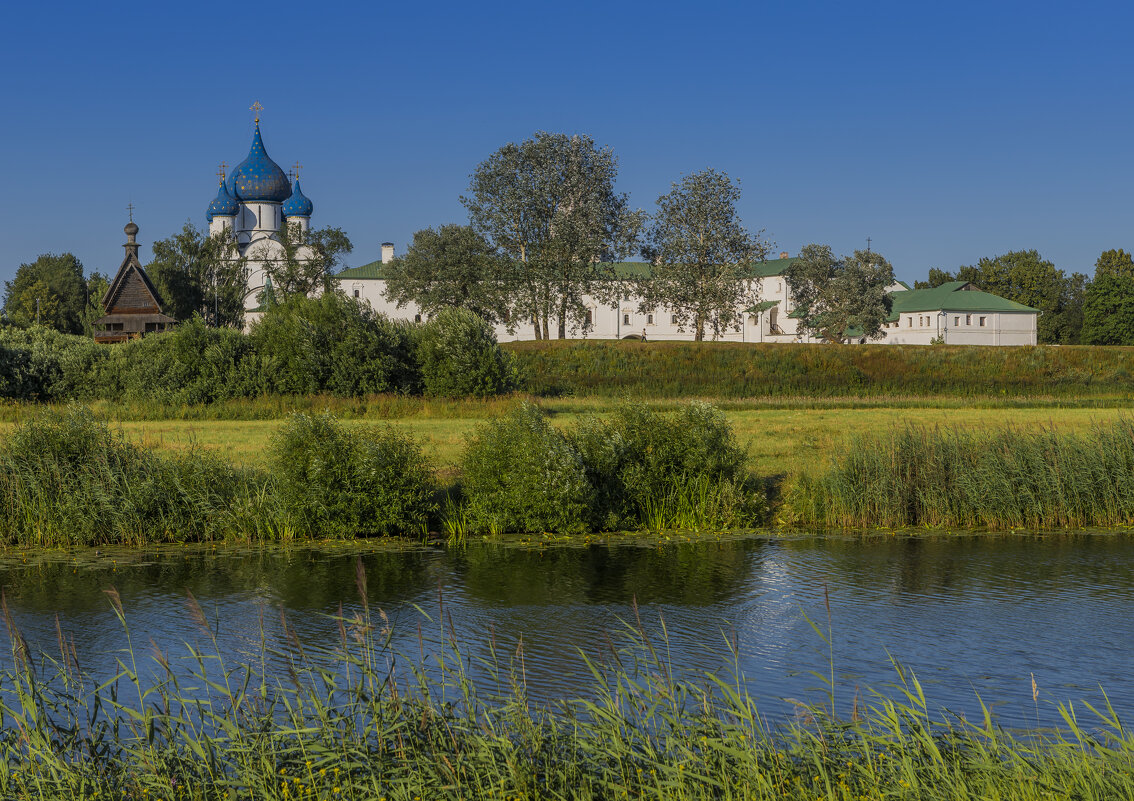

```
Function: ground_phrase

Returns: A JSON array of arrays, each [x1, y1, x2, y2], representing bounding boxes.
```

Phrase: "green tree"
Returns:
[[80, 271, 110, 336], [1081, 249, 1134, 345], [955, 250, 1074, 344], [634, 169, 768, 341], [913, 267, 955, 289], [1093, 248, 1134, 281], [383, 225, 509, 326], [147, 223, 246, 327], [258, 223, 353, 301], [2, 253, 87, 333], [785, 245, 895, 343], [462, 131, 643, 339]]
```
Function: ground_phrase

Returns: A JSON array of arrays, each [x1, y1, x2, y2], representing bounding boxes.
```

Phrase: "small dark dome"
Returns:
[[206, 181, 239, 221], [124, 221, 139, 236], [282, 179, 313, 217]]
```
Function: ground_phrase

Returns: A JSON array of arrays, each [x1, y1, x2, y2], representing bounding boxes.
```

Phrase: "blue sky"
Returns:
[[2, 0, 1133, 286]]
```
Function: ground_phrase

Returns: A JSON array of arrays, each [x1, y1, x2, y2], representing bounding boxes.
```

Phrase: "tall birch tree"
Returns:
[[462, 132, 643, 339], [635, 169, 769, 341]]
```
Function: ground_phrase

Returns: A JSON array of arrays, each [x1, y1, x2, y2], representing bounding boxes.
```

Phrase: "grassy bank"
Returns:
[[508, 340, 1134, 399], [1, 591, 1131, 800]]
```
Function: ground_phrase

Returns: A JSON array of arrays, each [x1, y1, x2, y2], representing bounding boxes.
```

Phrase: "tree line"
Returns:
[[5, 129, 1134, 344]]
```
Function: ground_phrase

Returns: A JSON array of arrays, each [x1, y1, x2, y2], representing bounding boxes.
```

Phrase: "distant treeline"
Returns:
[[0, 294, 517, 403], [508, 340, 1134, 399]]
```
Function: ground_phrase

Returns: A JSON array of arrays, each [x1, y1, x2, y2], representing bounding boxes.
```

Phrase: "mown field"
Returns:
[[2, 398, 1129, 481]]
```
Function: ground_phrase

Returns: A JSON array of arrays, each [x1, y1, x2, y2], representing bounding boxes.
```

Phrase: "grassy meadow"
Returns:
[[2, 400, 1128, 482]]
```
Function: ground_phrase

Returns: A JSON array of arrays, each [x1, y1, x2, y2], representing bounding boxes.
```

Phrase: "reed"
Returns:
[[0, 582, 1130, 800], [787, 417, 1134, 529]]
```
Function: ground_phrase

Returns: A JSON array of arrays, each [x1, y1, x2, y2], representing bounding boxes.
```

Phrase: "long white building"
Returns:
[[336, 253, 1040, 346]]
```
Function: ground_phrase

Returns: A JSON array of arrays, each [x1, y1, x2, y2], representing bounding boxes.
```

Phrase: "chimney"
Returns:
[[381, 242, 395, 263], [779, 251, 790, 259]]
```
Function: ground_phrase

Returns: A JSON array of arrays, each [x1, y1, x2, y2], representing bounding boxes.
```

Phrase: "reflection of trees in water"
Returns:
[[775, 534, 1134, 601], [451, 539, 762, 607], [0, 547, 441, 618]]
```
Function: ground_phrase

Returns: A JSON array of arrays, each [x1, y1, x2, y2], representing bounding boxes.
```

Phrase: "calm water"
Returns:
[[0, 533, 1130, 729]]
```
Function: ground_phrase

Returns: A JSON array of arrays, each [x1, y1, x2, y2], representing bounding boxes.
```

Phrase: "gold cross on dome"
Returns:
[[126, 202, 135, 222], [292, 161, 303, 179], [250, 101, 263, 122], [217, 162, 228, 184]]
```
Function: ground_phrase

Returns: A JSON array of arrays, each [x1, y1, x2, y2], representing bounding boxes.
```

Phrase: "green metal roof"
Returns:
[[336, 260, 390, 279], [334, 257, 797, 281], [887, 281, 1039, 321]]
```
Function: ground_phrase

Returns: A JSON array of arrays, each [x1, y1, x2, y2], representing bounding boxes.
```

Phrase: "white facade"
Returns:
[[338, 261, 1038, 347]]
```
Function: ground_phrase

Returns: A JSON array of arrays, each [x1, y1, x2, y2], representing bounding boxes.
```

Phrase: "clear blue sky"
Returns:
[[3, 0, 1133, 286]]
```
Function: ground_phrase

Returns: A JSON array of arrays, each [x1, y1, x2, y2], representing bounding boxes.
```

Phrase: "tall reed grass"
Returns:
[[0, 576, 1130, 800], [788, 418, 1134, 529]]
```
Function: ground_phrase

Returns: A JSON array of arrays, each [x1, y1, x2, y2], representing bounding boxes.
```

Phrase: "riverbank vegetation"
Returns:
[[787, 419, 1134, 530], [0, 591, 1131, 800], [5, 403, 1134, 544]]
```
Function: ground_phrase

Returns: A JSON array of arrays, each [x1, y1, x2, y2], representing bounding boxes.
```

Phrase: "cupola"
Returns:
[[282, 179, 313, 218], [226, 122, 292, 203]]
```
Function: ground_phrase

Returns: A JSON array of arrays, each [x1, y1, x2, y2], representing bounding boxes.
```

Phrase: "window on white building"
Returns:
[[585, 309, 593, 325], [647, 313, 654, 325], [414, 314, 421, 323], [954, 316, 959, 326], [623, 313, 631, 325], [965, 314, 972, 325], [979, 316, 986, 327], [907, 317, 912, 327], [671, 314, 678, 324], [353, 289, 359, 298]]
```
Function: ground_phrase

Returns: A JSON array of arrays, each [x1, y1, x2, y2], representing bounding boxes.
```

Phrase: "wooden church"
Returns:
[[93, 220, 177, 344]]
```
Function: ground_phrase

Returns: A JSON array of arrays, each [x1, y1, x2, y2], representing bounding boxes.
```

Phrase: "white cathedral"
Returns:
[[208, 114, 1039, 346], [205, 109, 314, 326]]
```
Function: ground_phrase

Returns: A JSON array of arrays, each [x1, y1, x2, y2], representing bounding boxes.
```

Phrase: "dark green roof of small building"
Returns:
[[335, 257, 798, 281], [887, 281, 1039, 321]]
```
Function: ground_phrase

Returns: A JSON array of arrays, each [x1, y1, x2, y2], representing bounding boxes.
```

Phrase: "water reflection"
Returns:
[[0, 533, 1130, 729]]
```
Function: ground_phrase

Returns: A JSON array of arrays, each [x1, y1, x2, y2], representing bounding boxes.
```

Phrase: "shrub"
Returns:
[[415, 308, 518, 397], [459, 403, 593, 534], [269, 412, 437, 537], [571, 401, 762, 529], [251, 293, 420, 396], [0, 406, 248, 545], [458, 401, 763, 534]]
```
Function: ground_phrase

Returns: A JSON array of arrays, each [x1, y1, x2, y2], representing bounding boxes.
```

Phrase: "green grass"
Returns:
[[508, 340, 1134, 399], [0, 404, 1121, 482], [0, 583, 1131, 800]]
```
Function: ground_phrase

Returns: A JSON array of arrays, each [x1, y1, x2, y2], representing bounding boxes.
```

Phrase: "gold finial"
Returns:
[[250, 101, 263, 122], [126, 202, 135, 222], [292, 161, 303, 180], [217, 161, 228, 185]]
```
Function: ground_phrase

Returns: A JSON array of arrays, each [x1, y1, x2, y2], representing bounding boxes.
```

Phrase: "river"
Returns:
[[0, 532, 1129, 730]]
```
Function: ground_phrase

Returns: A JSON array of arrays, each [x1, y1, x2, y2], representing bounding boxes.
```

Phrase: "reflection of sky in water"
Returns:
[[0, 534, 1131, 729]]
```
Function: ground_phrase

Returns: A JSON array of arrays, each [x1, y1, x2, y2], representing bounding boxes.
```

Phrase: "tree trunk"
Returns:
[[695, 312, 705, 342], [557, 298, 568, 338]]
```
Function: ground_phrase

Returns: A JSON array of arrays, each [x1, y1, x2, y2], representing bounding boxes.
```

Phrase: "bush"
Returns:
[[458, 401, 764, 534], [269, 412, 437, 537], [459, 403, 593, 534], [415, 308, 518, 397], [0, 325, 108, 401], [0, 406, 249, 545], [571, 401, 761, 529], [251, 294, 420, 396]]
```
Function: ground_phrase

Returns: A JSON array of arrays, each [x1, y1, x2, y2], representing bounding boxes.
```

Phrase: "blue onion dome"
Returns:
[[282, 179, 313, 217], [226, 123, 292, 203], [206, 181, 239, 221]]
